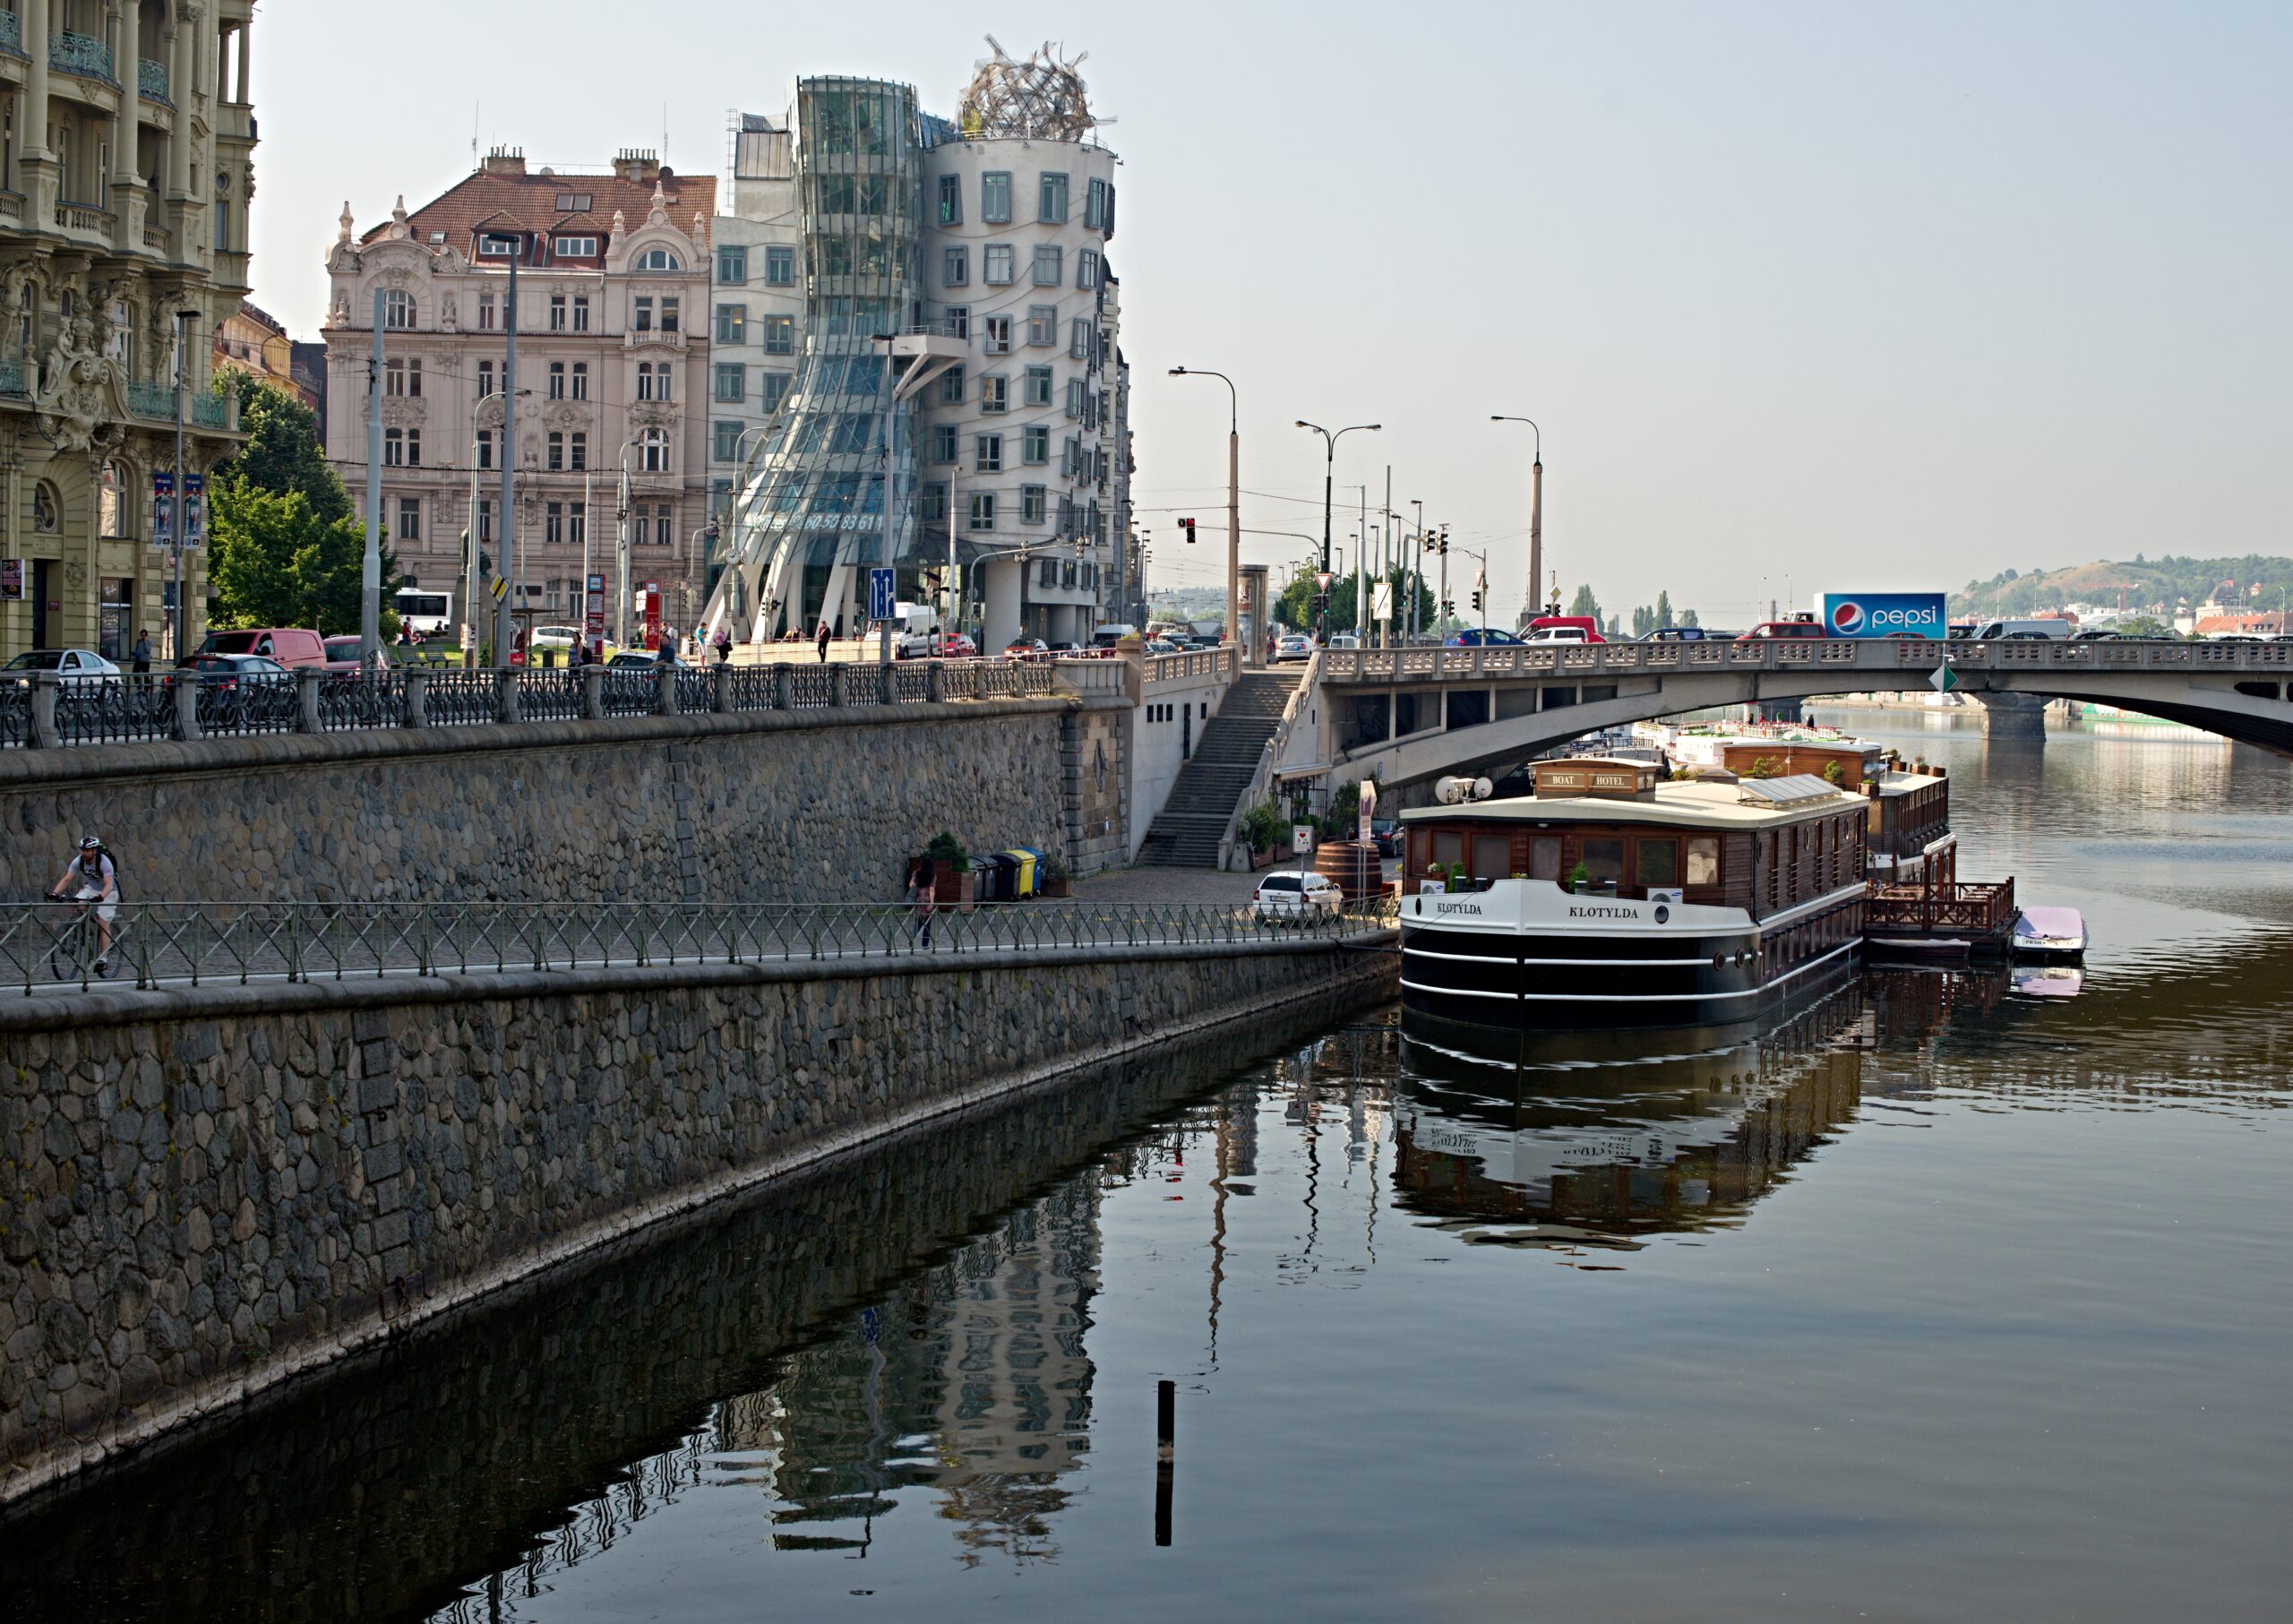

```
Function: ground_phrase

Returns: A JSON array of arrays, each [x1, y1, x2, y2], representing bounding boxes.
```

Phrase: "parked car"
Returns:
[[1253, 871, 1344, 924], [1446, 628, 1524, 647], [3, 649, 120, 685], [2071, 628, 2126, 640], [1145, 638, 1182, 655], [530, 624, 581, 651], [1524, 617, 1603, 644], [933, 632, 980, 658], [1524, 625, 1595, 645], [1273, 635, 1313, 663], [1970, 618, 2072, 640], [193, 628, 330, 668], [1004, 638, 1050, 660], [1369, 817, 1403, 858], [175, 653, 297, 726], [1738, 618, 1829, 641], [1328, 632, 1361, 649], [1645, 625, 1715, 641]]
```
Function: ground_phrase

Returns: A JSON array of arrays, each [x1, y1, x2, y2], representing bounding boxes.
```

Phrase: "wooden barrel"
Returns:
[[1313, 840, 1383, 901]]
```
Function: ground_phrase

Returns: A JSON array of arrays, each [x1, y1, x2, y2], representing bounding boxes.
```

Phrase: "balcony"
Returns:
[[190, 392, 233, 431], [0, 190, 21, 223], [53, 198, 117, 241], [126, 381, 177, 420], [0, 11, 21, 56], [139, 57, 169, 104], [50, 29, 116, 86], [142, 222, 171, 254], [0, 361, 25, 400]]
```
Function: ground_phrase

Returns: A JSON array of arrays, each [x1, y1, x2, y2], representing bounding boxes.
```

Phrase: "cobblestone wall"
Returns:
[[0, 941, 1391, 1499], [0, 697, 1105, 907]]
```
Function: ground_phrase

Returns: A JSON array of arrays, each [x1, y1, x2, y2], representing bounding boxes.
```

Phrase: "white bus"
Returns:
[[393, 588, 453, 636]]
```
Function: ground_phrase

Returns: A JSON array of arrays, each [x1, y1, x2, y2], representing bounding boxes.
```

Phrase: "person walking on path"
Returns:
[[131, 630, 152, 674], [714, 626, 733, 665], [906, 857, 938, 949], [817, 621, 832, 663]]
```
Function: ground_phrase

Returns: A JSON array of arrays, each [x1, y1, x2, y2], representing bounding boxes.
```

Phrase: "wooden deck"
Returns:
[[1865, 880, 2017, 948]]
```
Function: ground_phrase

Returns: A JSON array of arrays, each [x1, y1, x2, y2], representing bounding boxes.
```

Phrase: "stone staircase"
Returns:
[[1135, 670, 1303, 868]]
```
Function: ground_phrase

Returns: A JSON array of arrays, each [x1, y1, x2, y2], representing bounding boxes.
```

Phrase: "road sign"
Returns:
[[1929, 661, 1958, 693], [489, 575, 508, 601], [1372, 580, 1394, 622], [869, 566, 897, 623], [1315, 571, 1333, 591]]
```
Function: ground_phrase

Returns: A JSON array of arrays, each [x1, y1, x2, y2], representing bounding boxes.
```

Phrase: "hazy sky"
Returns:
[[258, 1, 2288, 625]]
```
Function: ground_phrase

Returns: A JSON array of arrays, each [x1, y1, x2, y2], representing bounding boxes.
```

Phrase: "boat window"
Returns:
[[1473, 835, 1511, 881], [1432, 831, 1464, 871], [1636, 838, 1679, 888], [1529, 836, 1562, 881], [1686, 837, 1720, 886], [1581, 838, 1625, 885]]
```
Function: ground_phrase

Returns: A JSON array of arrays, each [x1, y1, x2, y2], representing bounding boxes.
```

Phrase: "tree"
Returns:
[[1273, 563, 1431, 637], [210, 378, 399, 634], [1655, 589, 1673, 629], [1630, 604, 1654, 639], [1679, 608, 1700, 628], [1567, 584, 1600, 623]]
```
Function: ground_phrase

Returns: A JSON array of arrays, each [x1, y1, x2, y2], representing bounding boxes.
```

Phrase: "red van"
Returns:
[[193, 628, 331, 668], [1524, 615, 1606, 644]]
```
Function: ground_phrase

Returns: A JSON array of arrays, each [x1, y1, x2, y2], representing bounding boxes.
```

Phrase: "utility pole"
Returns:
[[1296, 419, 1378, 644], [616, 443, 633, 648], [171, 308, 198, 661], [876, 332, 897, 666], [1381, 465, 1393, 647], [1492, 416, 1543, 622], [493, 249, 519, 666], [1169, 367, 1242, 661]]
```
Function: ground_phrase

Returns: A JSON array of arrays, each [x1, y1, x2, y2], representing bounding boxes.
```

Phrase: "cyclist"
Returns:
[[48, 835, 118, 976]]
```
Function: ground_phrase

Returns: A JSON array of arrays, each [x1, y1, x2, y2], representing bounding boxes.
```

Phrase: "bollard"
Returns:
[[877, 662, 895, 706], [927, 660, 946, 702], [295, 666, 323, 734], [1155, 1378, 1175, 1547], [774, 663, 794, 709], [582, 665, 605, 720], [656, 664, 678, 717], [712, 664, 731, 714], [829, 665, 848, 708], [29, 673, 60, 749], [403, 667, 429, 728], [170, 672, 201, 741]]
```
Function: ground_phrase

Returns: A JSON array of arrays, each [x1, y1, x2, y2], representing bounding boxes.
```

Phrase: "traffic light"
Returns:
[[1441, 598, 1455, 619], [1311, 592, 1330, 614], [1179, 517, 1197, 543], [1471, 589, 1484, 612]]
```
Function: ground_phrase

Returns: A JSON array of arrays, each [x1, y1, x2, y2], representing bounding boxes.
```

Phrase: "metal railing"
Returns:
[[1, 896, 1400, 998], [0, 658, 1065, 751], [1318, 637, 2293, 683], [49, 28, 113, 82], [138, 56, 169, 103], [1221, 649, 1322, 868], [1144, 646, 1239, 685]]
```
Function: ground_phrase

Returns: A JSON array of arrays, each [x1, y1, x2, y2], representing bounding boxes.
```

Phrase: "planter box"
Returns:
[[1038, 876, 1071, 898], [932, 869, 976, 912]]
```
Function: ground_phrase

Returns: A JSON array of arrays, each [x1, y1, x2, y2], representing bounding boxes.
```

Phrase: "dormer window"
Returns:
[[554, 236, 598, 258], [553, 193, 595, 213], [635, 248, 681, 271], [477, 233, 518, 258]]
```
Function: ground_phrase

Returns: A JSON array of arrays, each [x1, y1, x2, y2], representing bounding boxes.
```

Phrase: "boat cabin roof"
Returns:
[[1403, 777, 1862, 833]]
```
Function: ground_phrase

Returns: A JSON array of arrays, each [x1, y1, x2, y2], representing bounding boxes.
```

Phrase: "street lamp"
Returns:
[[1296, 419, 1379, 641], [1491, 417, 1545, 617], [1170, 366, 1243, 662], [463, 389, 531, 667]]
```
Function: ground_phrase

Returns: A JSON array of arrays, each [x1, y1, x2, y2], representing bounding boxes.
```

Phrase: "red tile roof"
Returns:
[[364, 160, 716, 262]]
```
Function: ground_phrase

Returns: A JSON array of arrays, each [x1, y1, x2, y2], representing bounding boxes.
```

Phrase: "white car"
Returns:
[[4, 649, 122, 683], [1254, 871, 1343, 924], [529, 624, 582, 650], [1273, 634, 1313, 663], [1524, 625, 1593, 644]]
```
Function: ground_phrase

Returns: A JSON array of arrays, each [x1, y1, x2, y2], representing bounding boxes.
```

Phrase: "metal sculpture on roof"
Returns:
[[957, 37, 1102, 141]]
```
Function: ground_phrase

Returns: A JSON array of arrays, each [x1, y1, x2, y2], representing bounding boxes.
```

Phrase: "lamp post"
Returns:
[[1170, 367, 1242, 662], [616, 435, 646, 648], [1410, 499, 1424, 640], [465, 389, 530, 667], [1295, 419, 1379, 643], [170, 307, 199, 663], [1491, 416, 1543, 618]]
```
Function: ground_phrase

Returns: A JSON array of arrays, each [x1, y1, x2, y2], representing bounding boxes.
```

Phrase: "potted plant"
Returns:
[[1038, 849, 1072, 898], [923, 831, 975, 911], [1240, 799, 1287, 870], [1567, 860, 1593, 895]]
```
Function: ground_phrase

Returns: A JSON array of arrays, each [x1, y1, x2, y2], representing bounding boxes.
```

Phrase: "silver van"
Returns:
[[1971, 618, 2072, 640]]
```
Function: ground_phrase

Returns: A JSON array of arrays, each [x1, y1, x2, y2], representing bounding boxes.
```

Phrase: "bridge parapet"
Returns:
[[1318, 638, 2289, 686]]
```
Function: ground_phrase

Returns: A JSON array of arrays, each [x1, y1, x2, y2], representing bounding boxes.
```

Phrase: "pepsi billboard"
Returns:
[[1820, 592, 1946, 640]]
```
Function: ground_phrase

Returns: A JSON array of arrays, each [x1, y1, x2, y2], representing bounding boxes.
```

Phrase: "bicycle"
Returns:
[[45, 897, 120, 982]]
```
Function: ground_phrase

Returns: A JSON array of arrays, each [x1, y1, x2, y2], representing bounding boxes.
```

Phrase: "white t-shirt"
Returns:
[[70, 853, 116, 897]]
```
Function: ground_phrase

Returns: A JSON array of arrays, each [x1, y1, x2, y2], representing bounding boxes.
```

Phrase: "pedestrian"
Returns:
[[817, 620, 831, 663], [130, 629, 151, 674], [906, 856, 937, 949], [714, 626, 733, 665]]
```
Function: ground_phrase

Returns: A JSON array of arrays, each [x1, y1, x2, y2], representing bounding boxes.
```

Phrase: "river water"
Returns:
[[5, 716, 2290, 1620]]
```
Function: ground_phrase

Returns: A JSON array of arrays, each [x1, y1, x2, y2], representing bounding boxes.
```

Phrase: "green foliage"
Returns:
[[1822, 760, 1845, 785], [1654, 589, 1673, 629], [217, 374, 353, 528], [1745, 756, 1779, 778], [923, 831, 970, 872], [1240, 798, 1288, 854], [1566, 861, 1591, 891], [1567, 584, 1601, 623], [1952, 555, 2293, 620], [1679, 608, 1700, 628], [1327, 780, 1361, 829], [1272, 564, 1433, 636], [2113, 615, 2171, 639]]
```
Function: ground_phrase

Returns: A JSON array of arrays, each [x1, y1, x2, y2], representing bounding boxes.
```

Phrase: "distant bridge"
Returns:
[[1301, 638, 2293, 793]]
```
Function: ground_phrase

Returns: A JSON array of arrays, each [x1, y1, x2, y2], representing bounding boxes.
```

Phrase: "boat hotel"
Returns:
[[1398, 758, 1870, 1032]]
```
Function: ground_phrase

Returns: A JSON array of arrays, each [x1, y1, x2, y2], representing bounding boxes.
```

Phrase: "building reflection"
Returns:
[[714, 1178, 1102, 1568], [1391, 997, 1869, 1246]]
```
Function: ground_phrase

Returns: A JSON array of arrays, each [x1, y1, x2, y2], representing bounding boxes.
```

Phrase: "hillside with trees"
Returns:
[[1952, 555, 2293, 620]]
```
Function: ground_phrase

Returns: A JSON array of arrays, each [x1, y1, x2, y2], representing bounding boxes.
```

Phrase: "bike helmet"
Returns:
[[79, 835, 101, 852]]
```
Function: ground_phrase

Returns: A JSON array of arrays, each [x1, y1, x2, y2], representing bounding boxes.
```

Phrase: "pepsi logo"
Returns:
[[1832, 601, 1866, 633]]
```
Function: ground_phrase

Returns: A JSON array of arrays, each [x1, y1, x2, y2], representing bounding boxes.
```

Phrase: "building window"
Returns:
[[942, 245, 968, 288], [762, 314, 794, 355], [545, 503, 563, 546], [937, 174, 963, 225], [717, 245, 748, 284], [383, 357, 421, 397], [1086, 176, 1112, 231], [571, 362, 588, 400], [1069, 318, 1093, 360], [476, 429, 494, 470], [1077, 249, 1101, 290], [477, 359, 495, 398], [981, 170, 1012, 224], [765, 245, 794, 285], [1065, 379, 1086, 419], [382, 289, 414, 330], [983, 245, 1015, 286], [641, 429, 668, 473], [760, 372, 791, 411], [715, 303, 744, 343], [1039, 172, 1069, 224], [570, 502, 587, 548], [655, 503, 675, 546], [556, 236, 599, 259], [570, 433, 588, 471], [983, 315, 1012, 356], [475, 499, 494, 543], [636, 361, 672, 402], [1032, 245, 1062, 287], [944, 305, 969, 339], [636, 248, 681, 271], [572, 296, 590, 332], [940, 366, 966, 407], [383, 428, 406, 466], [547, 361, 566, 400], [1026, 305, 1058, 347], [661, 297, 680, 334], [975, 434, 1003, 474], [1024, 365, 1053, 408], [922, 482, 949, 522], [931, 424, 958, 463], [714, 420, 743, 461], [968, 492, 996, 532], [634, 296, 653, 332], [1021, 485, 1047, 524], [981, 375, 1009, 414], [477, 292, 496, 331], [715, 363, 744, 403], [549, 294, 567, 331], [1023, 424, 1050, 464], [546, 431, 564, 471], [397, 496, 422, 541]]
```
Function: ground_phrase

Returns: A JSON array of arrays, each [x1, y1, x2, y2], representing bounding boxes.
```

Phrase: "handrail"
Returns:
[[2, 895, 1403, 998], [1220, 650, 1321, 870], [1316, 638, 2291, 682]]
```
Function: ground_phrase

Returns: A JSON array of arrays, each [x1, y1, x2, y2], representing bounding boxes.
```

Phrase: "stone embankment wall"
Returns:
[[0, 695, 1124, 906], [0, 937, 1391, 1500]]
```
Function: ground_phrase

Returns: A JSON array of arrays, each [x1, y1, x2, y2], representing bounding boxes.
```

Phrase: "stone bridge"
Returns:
[[1302, 638, 2293, 792]]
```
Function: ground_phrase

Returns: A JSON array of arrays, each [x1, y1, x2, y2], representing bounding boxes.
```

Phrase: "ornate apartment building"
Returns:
[[322, 149, 716, 634], [0, 0, 256, 661]]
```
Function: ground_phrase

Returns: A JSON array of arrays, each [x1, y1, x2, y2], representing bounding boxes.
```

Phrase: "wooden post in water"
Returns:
[[1155, 1379, 1176, 1547]]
